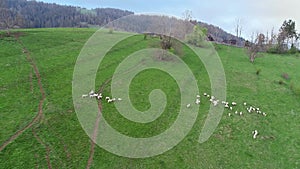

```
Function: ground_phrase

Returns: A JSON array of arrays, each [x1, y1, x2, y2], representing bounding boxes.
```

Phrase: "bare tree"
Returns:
[[235, 18, 243, 38], [0, 3, 23, 35], [257, 33, 265, 46], [269, 27, 277, 45], [182, 10, 193, 21], [247, 33, 264, 63]]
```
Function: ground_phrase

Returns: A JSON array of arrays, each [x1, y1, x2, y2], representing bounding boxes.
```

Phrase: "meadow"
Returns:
[[0, 28, 299, 168]]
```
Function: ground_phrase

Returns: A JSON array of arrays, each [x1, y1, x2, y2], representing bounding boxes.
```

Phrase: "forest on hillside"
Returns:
[[0, 0, 244, 45], [0, 0, 133, 28]]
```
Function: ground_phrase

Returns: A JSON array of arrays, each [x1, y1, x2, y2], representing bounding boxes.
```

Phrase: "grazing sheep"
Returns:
[[97, 95, 102, 100], [117, 98, 122, 101], [112, 98, 116, 101], [212, 100, 218, 106], [82, 94, 88, 98], [262, 112, 267, 116], [89, 90, 95, 95], [90, 93, 98, 98], [204, 93, 207, 96], [195, 99, 200, 105], [243, 102, 247, 106], [186, 104, 191, 108], [232, 102, 237, 106], [207, 95, 210, 98], [107, 99, 113, 103], [224, 104, 229, 108], [211, 96, 215, 100], [196, 94, 201, 98], [235, 111, 238, 114], [229, 107, 233, 110], [247, 106, 253, 113], [239, 112, 243, 116], [228, 113, 232, 116], [252, 130, 258, 139], [105, 96, 110, 100]]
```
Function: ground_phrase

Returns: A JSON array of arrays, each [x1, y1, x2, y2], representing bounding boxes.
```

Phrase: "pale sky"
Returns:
[[39, 0, 300, 40]]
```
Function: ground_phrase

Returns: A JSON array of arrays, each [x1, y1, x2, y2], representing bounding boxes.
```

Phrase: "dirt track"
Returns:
[[85, 78, 112, 169], [0, 35, 49, 169]]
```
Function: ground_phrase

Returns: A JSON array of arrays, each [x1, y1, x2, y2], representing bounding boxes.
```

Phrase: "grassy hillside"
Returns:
[[0, 28, 299, 168]]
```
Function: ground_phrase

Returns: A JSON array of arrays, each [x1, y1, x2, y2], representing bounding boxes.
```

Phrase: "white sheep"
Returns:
[[90, 93, 98, 98], [105, 96, 110, 100], [247, 106, 253, 113], [107, 99, 113, 103], [232, 102, 237, 106], [186, 104, 191, 108], [212, 100, 218, 106], [117, 98, 122, 101], [195, 99, 200, 105], [203, 93, 207, 96], [252, 130, 258, 139], [97, 95, 102, 100], [89, 90, 95, 95], [262, 112, 267, 116], [243, 102, 247, 106], [239, 111, 243, 116], [82, 94, 88, 98], [196, 94, 201, 98]]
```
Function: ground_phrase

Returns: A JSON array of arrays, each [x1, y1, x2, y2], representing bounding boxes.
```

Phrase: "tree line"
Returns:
[[0, 0, 133, 30], [247, 19, 300, 62]]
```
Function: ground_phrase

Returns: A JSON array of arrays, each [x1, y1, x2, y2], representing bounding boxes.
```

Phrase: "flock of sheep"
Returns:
[[187, 92, 267, 139], [81, 90, 122, 103], [82, 90, 266, 139]]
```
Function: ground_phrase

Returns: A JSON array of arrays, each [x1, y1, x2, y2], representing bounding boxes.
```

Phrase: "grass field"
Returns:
[[0, 28, 300, 168]]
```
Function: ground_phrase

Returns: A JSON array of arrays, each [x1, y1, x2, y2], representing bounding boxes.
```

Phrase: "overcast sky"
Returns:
[[40, 0, 300, 40]]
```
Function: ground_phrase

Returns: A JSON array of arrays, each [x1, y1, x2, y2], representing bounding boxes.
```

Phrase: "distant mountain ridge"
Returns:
[[0, 0, 243, 44], [198, 22, 245, 45]]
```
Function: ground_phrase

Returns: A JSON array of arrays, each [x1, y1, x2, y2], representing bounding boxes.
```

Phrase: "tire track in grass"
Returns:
[[0, 35, 48, 168], [43, 118, 72, 162], [85, 62, 145, 168], [29, 68, 33, 93], [86, 78, 111, 169], [32, 128, 53, 169]]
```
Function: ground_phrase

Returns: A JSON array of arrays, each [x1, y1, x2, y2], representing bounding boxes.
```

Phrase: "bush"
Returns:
[[266, 45, 279, 54], [288, 45, 298, 54], [278, 80, 285, 85], [290, 82, 300, 96], [108, 28, 114, 34], [186, 25, 207, 47], [256, 69, 261, 75]]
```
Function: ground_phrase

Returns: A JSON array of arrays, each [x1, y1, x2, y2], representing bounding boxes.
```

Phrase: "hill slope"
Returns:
[[0, 28, 299, 168]]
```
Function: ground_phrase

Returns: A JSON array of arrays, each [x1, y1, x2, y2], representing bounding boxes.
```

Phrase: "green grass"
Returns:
[[0, 28, 300, 168]]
